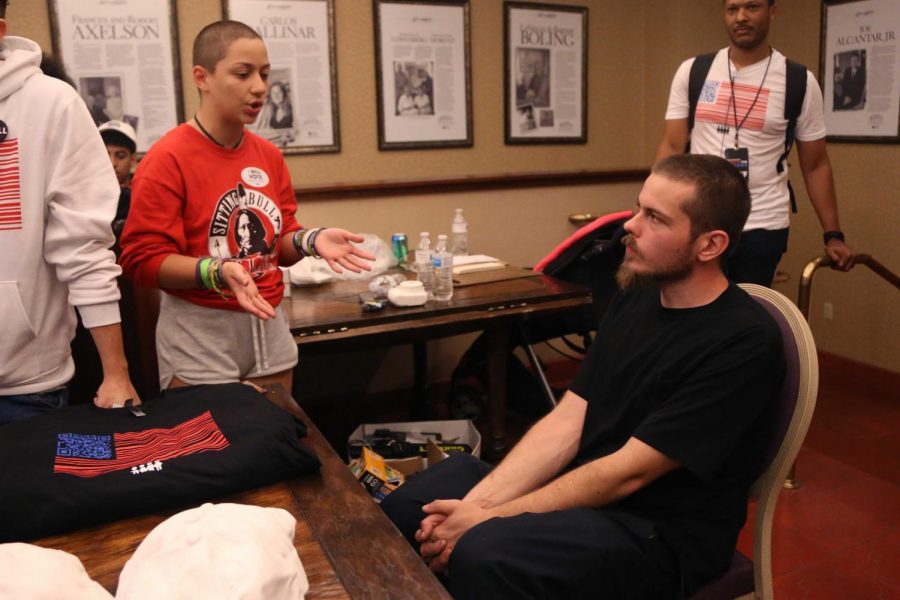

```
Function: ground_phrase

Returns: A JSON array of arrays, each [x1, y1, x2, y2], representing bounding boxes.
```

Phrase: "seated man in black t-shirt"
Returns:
[[381, 154, 784, 600]]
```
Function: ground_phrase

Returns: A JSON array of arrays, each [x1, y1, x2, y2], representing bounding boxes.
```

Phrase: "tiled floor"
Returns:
[[733, 359, 900, 600]]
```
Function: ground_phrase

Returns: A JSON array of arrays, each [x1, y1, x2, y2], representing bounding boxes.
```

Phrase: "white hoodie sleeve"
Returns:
[[42, 93, 122, 329]]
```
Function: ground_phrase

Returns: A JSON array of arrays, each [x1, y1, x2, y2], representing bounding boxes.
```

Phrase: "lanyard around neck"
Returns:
[[726, 48, 773, 148]]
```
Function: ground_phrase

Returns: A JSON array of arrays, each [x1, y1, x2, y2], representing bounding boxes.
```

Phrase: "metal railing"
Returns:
[[798, 254, 900, 318], [785, 253, 899, 489]]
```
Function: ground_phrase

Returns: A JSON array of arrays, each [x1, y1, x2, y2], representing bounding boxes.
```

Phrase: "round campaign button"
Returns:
[[0, 120, 8, 142]]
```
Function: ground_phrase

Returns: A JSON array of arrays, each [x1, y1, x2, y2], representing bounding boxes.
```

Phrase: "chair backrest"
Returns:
[[738, 284, 819, 600]]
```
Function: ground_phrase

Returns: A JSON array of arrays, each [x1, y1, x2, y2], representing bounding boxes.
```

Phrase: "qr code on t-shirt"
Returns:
[[700, 81, 719, 104], [56, 433, 114, 459]]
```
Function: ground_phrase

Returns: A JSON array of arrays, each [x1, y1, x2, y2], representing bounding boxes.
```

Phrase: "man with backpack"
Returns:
[[656, 0, 855, 286]]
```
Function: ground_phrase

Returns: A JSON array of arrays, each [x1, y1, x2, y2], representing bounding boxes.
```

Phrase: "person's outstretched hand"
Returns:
[[312, 229, 376, 274], [222, 261, 276, 319]]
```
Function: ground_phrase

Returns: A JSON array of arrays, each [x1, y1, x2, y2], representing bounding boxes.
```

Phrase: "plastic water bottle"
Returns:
[[433, 234, 454, 301], [451, 208, 468, 256], [415, 232, 435, 300]]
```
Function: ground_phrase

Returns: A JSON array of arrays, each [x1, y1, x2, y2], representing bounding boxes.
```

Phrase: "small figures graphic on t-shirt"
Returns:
[[131, 461, 164, 475]]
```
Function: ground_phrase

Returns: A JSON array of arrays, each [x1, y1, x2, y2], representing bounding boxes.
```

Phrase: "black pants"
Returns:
[[381, 454, 680, 600], [727, 228, 789, 287]]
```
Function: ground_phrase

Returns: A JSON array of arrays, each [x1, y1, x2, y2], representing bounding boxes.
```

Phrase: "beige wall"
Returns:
[[11, 0, 898, 385], [11, 0, 646, 183]]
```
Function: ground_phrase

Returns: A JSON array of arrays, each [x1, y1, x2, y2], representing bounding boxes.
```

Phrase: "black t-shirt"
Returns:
[[0, 383, 320, 542], [569, 283, 783, 593]]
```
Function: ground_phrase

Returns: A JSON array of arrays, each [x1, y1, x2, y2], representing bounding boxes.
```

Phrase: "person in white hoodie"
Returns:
[[0, 2, 139, 425]]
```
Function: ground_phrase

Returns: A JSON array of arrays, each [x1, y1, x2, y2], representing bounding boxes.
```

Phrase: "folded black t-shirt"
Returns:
[[0, 383, 320, 542]]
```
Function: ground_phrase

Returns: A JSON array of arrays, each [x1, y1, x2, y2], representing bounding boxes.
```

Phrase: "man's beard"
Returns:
[[616, 262, 651, 290], [616, 234, 693, 290]]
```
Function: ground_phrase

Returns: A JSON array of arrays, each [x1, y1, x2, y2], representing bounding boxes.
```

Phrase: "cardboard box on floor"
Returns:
[[348, 420, 481, 476]]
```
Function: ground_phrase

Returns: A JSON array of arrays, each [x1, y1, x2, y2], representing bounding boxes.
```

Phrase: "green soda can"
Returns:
[[391, 233, 409, 266]]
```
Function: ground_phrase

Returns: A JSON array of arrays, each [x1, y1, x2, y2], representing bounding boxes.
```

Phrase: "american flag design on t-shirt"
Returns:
[[53, 411, 230, 478], [0, 139, 22, 231], [695, 81, 770, 131]]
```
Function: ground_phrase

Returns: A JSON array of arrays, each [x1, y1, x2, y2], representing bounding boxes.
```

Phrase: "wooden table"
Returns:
[[32, 386, 451, 599], [283, 267, 591, 457]]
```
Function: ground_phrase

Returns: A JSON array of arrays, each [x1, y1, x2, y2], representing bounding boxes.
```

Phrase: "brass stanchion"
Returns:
[[789, 253, 900, 489]]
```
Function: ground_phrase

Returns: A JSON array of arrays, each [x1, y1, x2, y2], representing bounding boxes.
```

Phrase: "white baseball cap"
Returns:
[[116, 503, 309, 600], [0, 543, 113, 600], [98, 120, 137, 153]]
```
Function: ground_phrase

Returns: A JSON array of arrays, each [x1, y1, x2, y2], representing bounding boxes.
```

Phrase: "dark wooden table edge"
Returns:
[[291, 295, 592, 350], [286, 272, 589, 339], [269, 386, 452, 599]]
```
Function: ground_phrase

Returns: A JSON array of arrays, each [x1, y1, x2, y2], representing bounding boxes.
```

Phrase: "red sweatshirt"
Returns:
[[119, 124, 301, 310]]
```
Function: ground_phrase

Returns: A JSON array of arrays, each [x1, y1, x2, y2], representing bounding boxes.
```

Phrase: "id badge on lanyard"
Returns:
[[724, 147, 749, 180]]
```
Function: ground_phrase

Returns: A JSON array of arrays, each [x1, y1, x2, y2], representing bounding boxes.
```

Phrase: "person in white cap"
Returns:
[[0, 0, 139, 424], [98, 120, 137, 222]]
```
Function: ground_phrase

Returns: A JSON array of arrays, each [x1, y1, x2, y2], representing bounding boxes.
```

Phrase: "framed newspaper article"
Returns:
[[224, 0, 341, 154], [820, 0, 900, 143], [48, 0, 184, 154], [504, 2, 588, 145], [373, 0, 473, 150]]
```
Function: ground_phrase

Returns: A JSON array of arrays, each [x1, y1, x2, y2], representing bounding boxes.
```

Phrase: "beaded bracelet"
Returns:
[[209, 259, 229, 298], [209, 259, 220, 294]]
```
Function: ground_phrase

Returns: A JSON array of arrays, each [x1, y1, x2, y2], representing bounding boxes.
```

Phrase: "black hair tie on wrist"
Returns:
[[823, 230, 845, 245]]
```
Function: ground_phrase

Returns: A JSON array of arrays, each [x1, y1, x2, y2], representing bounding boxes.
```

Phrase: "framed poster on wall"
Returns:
[[504, 2, 588, 145], [224, 0, 341, 154], [48, 0, 183, 154], [820, 0, 900, 143], [373, 0, 473, 150]]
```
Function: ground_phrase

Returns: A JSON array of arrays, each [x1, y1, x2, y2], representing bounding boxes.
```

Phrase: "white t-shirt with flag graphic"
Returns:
[[665, 48, 826, 231]]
